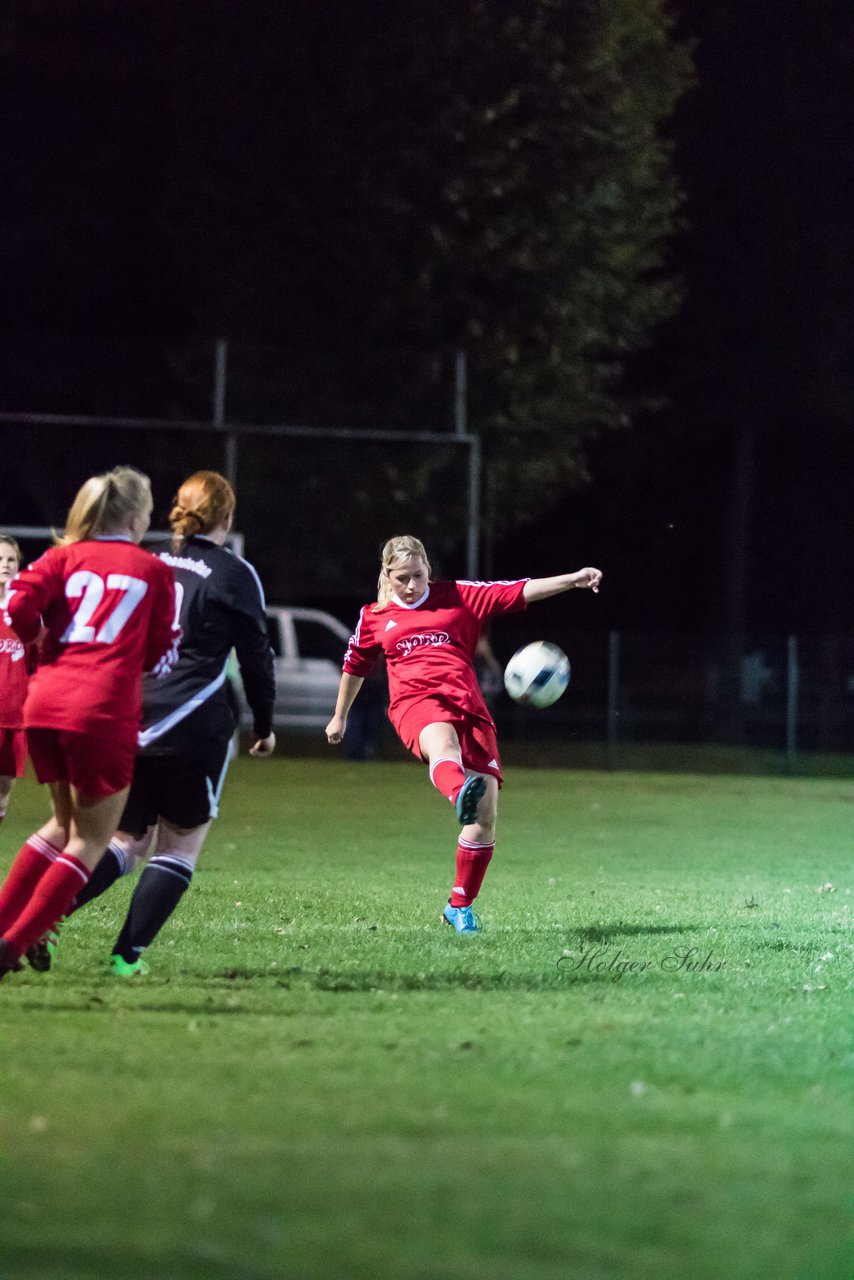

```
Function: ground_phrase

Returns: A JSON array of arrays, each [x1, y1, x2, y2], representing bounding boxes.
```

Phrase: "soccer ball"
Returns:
[[503, 641, 570, 708]]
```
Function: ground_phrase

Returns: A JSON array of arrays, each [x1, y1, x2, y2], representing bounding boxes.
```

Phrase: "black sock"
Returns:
[[73, 842, 128, 912], [111, 856, 193, 963]]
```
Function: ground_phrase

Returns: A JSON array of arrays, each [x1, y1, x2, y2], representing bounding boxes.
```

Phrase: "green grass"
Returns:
[[0, 758, 852, 1280]]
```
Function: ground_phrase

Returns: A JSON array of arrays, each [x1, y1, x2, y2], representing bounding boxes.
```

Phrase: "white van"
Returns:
[[234, 605, 352, 731]]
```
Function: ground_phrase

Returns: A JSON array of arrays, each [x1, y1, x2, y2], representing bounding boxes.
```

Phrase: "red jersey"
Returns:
[[6, 537, 180, 740], [343, 579, 528, 725], [0, 612, 29, 728]]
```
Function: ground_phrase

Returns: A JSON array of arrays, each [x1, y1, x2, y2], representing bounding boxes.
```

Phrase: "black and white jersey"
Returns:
[[137, 535, 275, 755]]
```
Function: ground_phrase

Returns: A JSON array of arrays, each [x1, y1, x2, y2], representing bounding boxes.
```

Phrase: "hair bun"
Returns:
[[169, 471, 235, 538]]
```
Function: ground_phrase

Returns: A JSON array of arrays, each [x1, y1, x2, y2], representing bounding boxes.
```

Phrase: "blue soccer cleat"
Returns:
[[455, 775, 486, 825], [442, 903, 481, 935]]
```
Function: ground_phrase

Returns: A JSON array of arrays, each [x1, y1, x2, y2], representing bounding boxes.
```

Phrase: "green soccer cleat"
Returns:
[[110, 954, 149, 977]]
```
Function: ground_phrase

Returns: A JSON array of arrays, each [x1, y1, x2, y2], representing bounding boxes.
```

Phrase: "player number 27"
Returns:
[[61, 571, 150, 644]]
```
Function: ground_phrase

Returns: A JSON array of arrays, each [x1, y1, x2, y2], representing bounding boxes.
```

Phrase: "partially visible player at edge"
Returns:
[[326, 535, 602, 933], [0, 535, 33, 828], [0, 468, 180, 981], [56, 470, 276, 977]]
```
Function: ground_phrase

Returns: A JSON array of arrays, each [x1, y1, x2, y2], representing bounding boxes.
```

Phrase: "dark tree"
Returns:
[[2, 0, 690, 592], [160, 1, 691, 528]]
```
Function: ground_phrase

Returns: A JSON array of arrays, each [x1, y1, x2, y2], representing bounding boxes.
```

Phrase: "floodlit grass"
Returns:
[[1, 757, 852, 1280]]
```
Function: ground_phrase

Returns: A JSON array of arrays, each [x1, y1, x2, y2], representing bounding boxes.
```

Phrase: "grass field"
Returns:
[[1, 756, 852, 1280]]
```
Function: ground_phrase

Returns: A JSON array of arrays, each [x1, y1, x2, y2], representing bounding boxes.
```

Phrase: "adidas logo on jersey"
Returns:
[[488, 758, 499, 768], [385, 619, 398, 631]]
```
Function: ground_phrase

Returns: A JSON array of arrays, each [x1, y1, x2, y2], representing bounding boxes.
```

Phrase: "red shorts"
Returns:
[[26, 727, 137, 799], [0, 727, 27, 778], [393, 697, 503, 786]]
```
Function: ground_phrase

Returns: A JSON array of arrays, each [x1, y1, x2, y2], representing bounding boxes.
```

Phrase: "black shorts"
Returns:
[[119, 736, 234, 837]]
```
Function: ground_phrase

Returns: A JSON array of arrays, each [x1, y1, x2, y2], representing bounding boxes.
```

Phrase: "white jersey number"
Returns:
[[172, 581, 185, 630], [61, 571, 149, 644]]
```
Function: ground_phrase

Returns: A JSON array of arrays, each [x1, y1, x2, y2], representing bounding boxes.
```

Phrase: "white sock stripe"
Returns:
[[29, 833, 62, 860], [205, 774, 219, 820], [56, 856, 89, 884], [106, 841, 131, 876], [147, 865, 191, 883], [149, 857, 194, 882], [151, 854, 195, 872], [428, 755, 464, 786], [212, 744, 234, 807], [458, 837, 495, 851]]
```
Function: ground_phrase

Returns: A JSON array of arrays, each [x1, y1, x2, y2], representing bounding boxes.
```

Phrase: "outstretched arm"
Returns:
[[523, 567, 602, 604], [325, 673, 365, 745]]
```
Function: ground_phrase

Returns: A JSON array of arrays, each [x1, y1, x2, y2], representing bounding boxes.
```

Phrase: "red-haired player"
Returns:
[[326, 535, 601, 933], [0, 467, 180, 981]]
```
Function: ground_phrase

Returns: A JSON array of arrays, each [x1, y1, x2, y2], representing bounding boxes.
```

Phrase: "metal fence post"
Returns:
[[466, 432, 481, 579], [607, 629, 620, 768], [785, 634, 798, 769], [213, 338, 237, 489], [454, 349, 467, 437]]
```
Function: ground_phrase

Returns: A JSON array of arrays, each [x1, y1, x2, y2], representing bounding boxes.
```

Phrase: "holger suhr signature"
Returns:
[[558, 945, 725, 982]]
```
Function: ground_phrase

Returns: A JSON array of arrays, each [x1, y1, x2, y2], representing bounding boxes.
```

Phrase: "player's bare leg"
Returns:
[[66, 824, 154, 913], [0, 784, 129, 977], [0, 779, 75, 960], [33, 782, 74, 851], [443, 774, 498, 934], [414, 723, 495, 935], [25, 820, 154, 972], [25, 779, 128, 869], [107, 827, 155, 869], [7, 788, 72, 971], [63, 785, 132, 870], [419, 722, 486, 823], [460, 774, 498, 846]]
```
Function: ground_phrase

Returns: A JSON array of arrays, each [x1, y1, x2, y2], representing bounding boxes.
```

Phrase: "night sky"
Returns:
[[523, 1, 854, 636], [2, 1, 852, 635]]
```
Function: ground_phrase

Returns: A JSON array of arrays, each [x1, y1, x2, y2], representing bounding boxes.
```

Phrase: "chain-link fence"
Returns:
[[488, 626, 854, 763]]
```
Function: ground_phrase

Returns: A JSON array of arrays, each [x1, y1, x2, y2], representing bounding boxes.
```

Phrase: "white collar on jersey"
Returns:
[[391, 585, 431, 609], [94, 535, 133, 542]]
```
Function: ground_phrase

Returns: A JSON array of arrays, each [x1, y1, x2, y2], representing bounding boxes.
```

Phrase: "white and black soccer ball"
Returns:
[[503, 641, 570, 708]]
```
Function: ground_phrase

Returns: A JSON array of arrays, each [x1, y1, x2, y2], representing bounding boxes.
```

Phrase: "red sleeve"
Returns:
[[144, 562, 181, 676], [454, 579, 529, 621], [5, 549, 64, 643], [342, 606, 382, 677]]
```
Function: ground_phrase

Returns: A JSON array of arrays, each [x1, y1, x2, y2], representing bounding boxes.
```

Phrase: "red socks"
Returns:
[[4, 854, 89, 959], [430, 757, 467, 804], [0, 835, 62, 934], [449, 837, 494, 908]]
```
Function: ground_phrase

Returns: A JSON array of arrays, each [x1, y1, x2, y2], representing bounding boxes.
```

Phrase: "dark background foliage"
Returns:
[[1, 1, 852, 627]]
